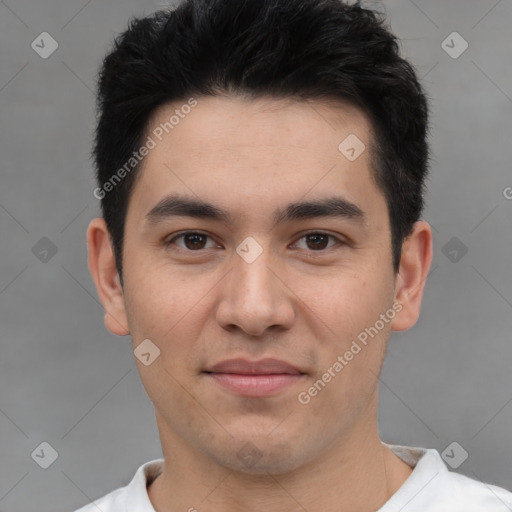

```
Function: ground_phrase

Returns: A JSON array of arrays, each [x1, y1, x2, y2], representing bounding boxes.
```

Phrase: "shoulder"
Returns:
[[74, 486, 126, 512], [382, 444, 512, 512], [73, 459, 164, 512], [435, 469, 512, 510]]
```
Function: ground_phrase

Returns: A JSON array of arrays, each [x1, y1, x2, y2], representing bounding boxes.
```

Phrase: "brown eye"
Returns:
[[293, 232, 339, 251], [305, 233, 329, 250], [183, 233, 207, 250], [167, 232, 216, 251]]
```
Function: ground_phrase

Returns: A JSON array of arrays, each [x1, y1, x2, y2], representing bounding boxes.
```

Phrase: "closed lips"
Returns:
[[205, 358, 304, 375]]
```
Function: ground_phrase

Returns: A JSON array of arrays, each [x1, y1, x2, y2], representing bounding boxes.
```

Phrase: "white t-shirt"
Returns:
[[75, 444, 512, 511]]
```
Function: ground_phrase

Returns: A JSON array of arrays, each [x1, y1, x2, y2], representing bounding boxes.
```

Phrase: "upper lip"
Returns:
[[205, 358, 303, 375]]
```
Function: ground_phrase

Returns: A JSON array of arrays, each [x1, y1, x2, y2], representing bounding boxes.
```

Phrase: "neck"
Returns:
[[148, 420, 413, 512]]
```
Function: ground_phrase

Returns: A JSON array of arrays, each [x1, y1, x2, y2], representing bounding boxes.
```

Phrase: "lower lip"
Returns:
[[206, 373, 303, 397]]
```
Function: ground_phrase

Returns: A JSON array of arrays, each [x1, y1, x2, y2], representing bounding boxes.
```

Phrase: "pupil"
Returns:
[[185, 234, 206, 250], [307, 234, 328, 250]]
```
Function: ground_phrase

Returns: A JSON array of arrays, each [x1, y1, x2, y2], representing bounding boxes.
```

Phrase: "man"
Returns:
[[78, 0, 512, 510]]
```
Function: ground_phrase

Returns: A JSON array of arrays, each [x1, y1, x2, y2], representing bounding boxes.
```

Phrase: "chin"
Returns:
[[207, 436, 312, 476]]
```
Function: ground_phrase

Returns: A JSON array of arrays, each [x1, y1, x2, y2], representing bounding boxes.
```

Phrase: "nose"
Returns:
[[215, 245, 295, 337]]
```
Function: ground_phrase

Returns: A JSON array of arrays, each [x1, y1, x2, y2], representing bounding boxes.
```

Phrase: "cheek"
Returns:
[[123, 271, 208, 412], [296, 269, 393, 406], [296, 270, 389, 344], [122, 256, 208, 338]]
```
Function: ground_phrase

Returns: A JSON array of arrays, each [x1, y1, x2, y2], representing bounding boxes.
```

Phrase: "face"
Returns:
[[92, 95, 424, 475]]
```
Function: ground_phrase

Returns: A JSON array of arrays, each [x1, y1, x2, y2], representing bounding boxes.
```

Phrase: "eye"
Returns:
[[165, 230, 344, 253], [166, 231, 218, 251], [292, 232, 342, 251]]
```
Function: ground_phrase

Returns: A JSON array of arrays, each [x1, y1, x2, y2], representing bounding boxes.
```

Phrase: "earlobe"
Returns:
[[87, 217, 130, 336], [390, 221, 433, 332]]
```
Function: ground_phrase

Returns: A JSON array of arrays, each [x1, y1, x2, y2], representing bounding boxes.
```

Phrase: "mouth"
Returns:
[[203, 358, 307, 397]]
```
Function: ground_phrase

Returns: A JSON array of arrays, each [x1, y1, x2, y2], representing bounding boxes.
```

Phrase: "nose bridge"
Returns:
[[235, 249, 276, 301], [233, 239, 279, 309], [216, 237, 294, 335]]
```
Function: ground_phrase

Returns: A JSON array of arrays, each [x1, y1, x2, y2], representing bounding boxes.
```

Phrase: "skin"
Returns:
[[88, 95, 432, 512]]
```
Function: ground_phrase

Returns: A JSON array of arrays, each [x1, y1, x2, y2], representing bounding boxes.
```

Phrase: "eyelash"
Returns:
[[165, 230, 344, 253]]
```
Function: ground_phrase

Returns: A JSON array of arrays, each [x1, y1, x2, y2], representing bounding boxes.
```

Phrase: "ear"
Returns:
[[391, 220, 433, 332], [87, 217, 130, 336]]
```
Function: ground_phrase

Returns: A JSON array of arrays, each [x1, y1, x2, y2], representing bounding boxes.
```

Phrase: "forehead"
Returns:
[[128, 95, 384, 227], [147, 94, 372, 155]]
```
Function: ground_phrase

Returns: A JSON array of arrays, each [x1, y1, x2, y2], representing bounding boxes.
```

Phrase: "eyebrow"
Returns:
[[145, 194, 365, 228]]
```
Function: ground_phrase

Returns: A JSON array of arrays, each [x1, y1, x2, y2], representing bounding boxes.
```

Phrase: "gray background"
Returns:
[[0, 0, 511, 510]]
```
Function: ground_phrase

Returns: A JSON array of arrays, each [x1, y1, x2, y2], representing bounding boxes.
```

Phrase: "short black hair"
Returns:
[[93, 0, 430, 282]]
